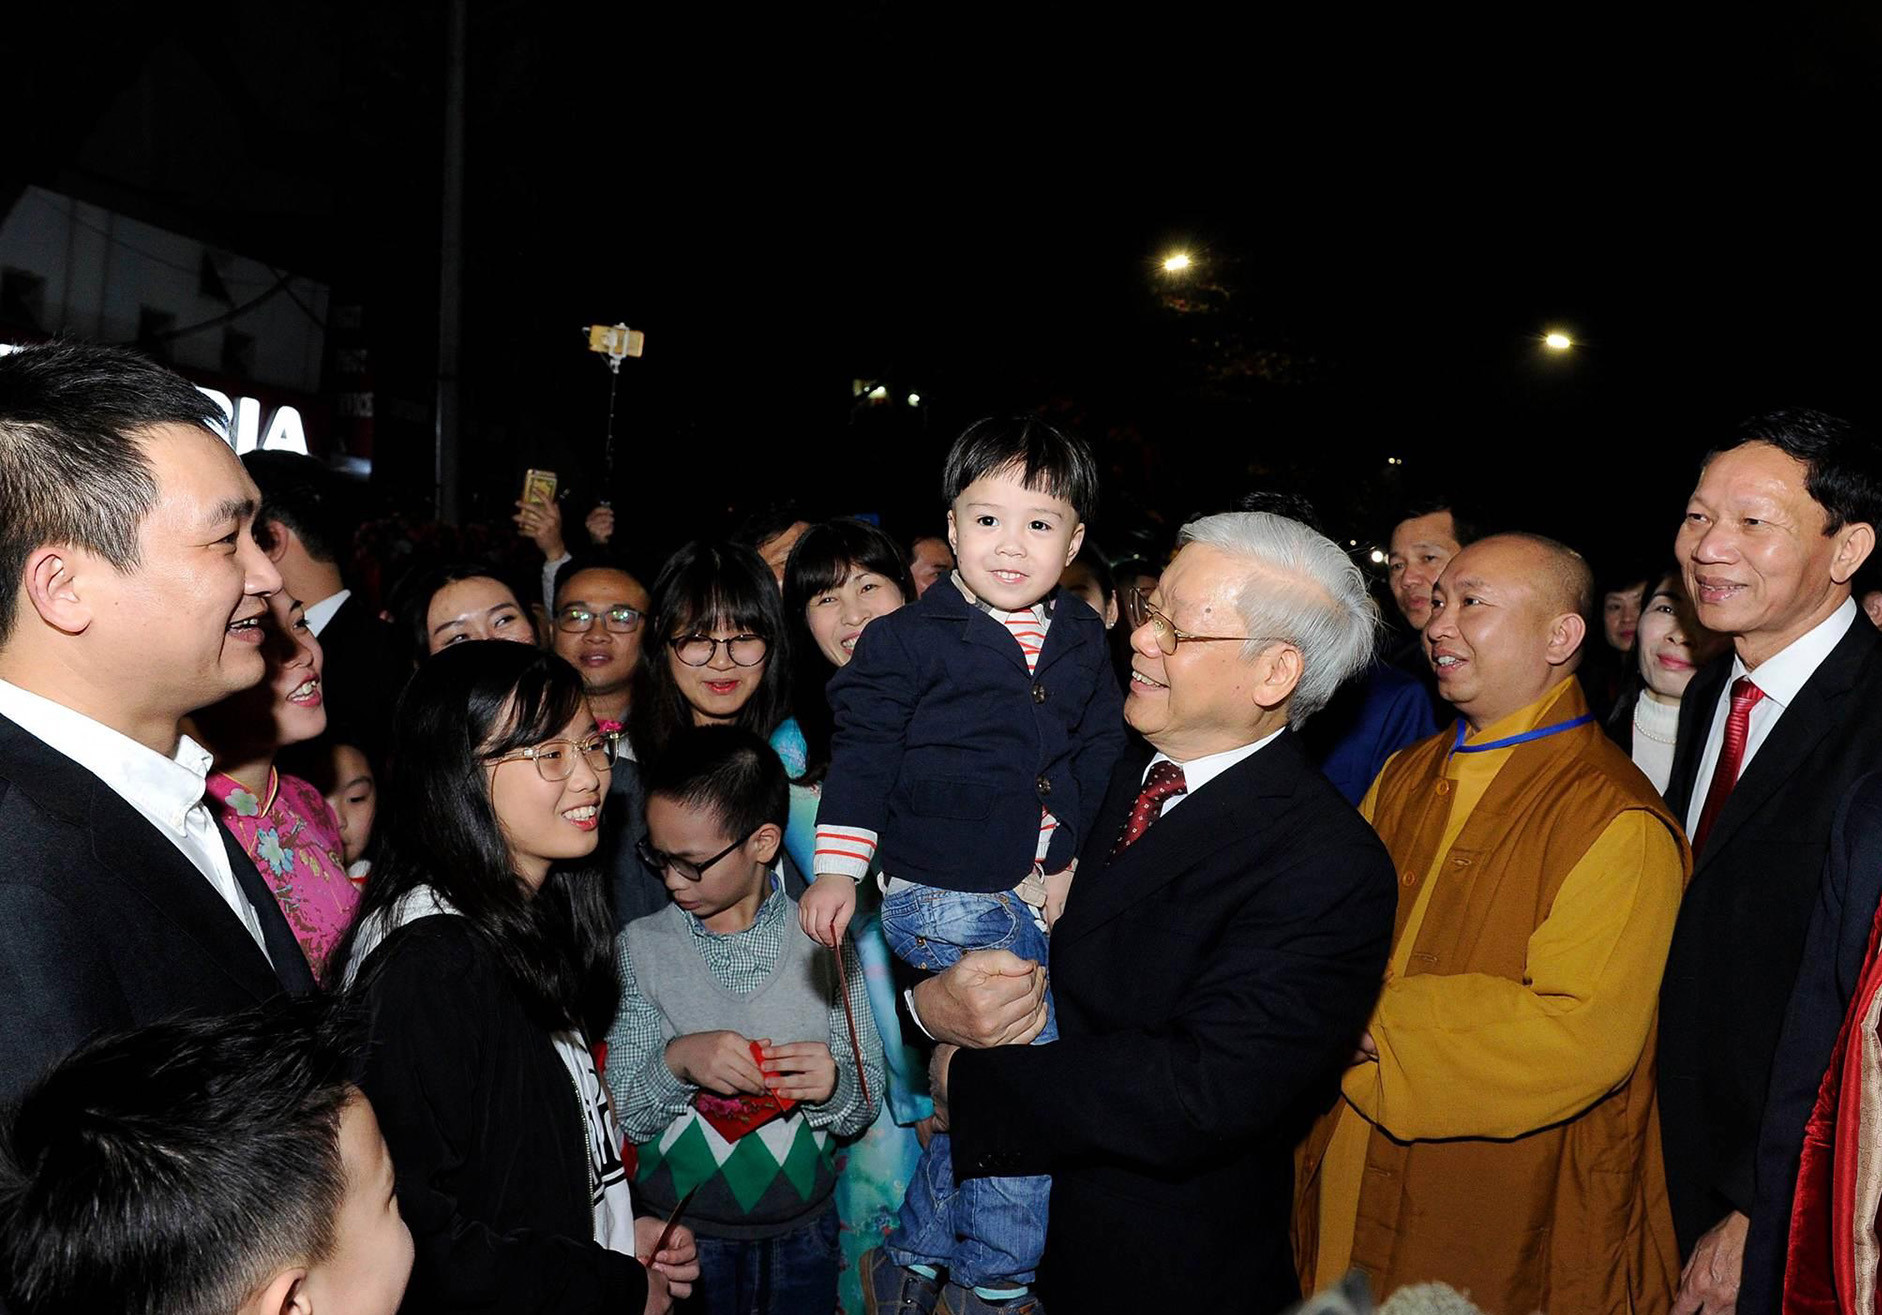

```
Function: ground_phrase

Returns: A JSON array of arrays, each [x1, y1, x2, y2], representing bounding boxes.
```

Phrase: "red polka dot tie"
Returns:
[[1112, 760, 1188, 857]]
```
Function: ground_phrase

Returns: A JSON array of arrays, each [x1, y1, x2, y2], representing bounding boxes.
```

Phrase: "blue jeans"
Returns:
[[878, 883, 1056, 1290], [692, 1206, 840, 1315]]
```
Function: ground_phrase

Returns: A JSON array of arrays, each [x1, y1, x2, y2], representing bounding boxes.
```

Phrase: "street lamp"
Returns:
[[1543, 330, 1573, 351], [1162, 252, 1192, 273]]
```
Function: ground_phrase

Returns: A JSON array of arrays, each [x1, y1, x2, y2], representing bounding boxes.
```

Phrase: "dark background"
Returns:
[[5, 2, 1881, 583]]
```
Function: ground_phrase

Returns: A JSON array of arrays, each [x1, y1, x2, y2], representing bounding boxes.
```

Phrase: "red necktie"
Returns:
[[1692, 676, 1766, 857], [1112, 761, 1188, 857]]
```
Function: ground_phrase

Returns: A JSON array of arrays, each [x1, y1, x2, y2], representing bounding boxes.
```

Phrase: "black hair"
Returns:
[[1236, 489, 1327, 536], [941, 415, 1100, 525], [394, 562, 537, 659], [643, 724, 790, 844], [0, 340, 226, 646], [730, 499, 813, 553], [339, 642, 618, 1038], [0, 995, 362, 1315], [1604, 564, 1687, 739], [1061, 541, 1117, 605], [552, 552, 646, 611], [1715, 406, 1882, 534], [1394, 497, 1480, 548], [243, 450, 357, 567], [781, 519, 917, 785], [628, 541, 791, 763]]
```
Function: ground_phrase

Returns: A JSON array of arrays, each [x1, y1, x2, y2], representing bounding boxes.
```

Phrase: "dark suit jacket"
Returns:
[[1658, 615, 1882, 1261], [820, 579, 1127, 891], [314, 591, 403, 757], [0, 713, 315, 1104], [946, 733, 1398, 1314], [1740, 770, 1882, 1313]]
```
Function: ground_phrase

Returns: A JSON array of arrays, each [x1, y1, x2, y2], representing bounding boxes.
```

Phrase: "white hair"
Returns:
[[1177, 511, 1381, 725]]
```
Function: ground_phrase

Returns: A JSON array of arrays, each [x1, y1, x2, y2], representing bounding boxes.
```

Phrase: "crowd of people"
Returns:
[[4, 338, 1882, 1315]]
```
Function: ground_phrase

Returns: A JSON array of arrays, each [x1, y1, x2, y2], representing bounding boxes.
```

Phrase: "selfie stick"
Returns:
[[584, 323, 644, 507]]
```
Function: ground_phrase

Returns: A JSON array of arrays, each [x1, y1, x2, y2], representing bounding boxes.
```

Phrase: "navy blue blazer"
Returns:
[[818, 577, 1127, 892]]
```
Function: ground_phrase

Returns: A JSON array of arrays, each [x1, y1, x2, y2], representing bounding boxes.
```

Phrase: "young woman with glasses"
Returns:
[[337, 641, 698, 1314]]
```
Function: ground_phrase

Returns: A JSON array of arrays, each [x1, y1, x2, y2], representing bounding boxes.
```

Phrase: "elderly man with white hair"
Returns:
[[905, 512, 1398, 1315]]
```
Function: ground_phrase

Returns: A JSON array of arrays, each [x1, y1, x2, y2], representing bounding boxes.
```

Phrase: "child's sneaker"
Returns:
[[937, 1283, 1045, 1315], [860, 1248, 942, 1315]]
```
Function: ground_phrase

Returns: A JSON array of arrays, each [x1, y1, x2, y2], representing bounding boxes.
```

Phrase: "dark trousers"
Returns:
[[690, 1207, 840, 1315]]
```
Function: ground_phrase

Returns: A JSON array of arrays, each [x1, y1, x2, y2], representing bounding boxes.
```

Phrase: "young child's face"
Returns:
[[321, 743, 378, 867], [644, 793, 776, 923], [946, 463, 1086, 612]]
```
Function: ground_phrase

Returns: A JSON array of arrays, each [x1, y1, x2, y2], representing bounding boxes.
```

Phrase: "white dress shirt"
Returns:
[[1145, 726, 1286, 817], [303, 588, 351, 637], [1685, 597, 1859, 836], [0, 679, 271, 959]]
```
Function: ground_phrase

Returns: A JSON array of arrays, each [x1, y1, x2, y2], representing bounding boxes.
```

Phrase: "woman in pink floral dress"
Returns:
[[192, 591, 359, 982]]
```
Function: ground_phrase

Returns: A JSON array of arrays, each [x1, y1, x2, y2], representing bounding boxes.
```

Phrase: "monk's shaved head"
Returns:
[[1479, 532, 1595, 620]]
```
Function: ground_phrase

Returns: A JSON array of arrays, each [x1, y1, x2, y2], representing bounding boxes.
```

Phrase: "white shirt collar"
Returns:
[[1146, 726, 1286, 797], [303, 588, 351, 637], [1730, 596, 1859, 708], [949, 570, 1050, 625], [0, 679, 211, 836]]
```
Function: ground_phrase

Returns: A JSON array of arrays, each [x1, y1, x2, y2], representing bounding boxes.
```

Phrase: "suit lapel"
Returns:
[[1033, 591, 1090, 677], [1666, 655, 1729, 818], [1698, 619, 1881, 868], [1054, 736, 1302, 946]]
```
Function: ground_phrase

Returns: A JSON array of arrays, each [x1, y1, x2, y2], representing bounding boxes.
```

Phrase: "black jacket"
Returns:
[[353, 916, 647, 1314], [945, 733, 1397, 1314], [1658, 615, 1882, 1262], [0, 712, 314, 1104], [314, 592, 404, 758]]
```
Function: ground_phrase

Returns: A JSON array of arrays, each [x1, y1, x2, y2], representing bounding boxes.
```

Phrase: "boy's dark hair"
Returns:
[[1713, 406, 1882, 535], [0, 995, 360, 1315], [941, 415, 1100, 525], [0, 340, 226, 646], [644, 724, 790, 845], [243, 450, 359, 566]]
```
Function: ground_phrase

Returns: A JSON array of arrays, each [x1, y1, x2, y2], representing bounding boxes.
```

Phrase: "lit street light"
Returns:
[[1162, 252, 1191, 273], [1543, 330, 1573, 351]]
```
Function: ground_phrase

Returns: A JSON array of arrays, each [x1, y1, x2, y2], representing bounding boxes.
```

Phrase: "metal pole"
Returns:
[[433, 0, 467, 523]]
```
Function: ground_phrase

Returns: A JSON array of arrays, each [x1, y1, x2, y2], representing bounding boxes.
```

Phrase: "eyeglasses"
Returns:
[[484, 733, 616, 782], [556, 604, 643, 635], [1122, 587, 1266, 657], [669, 633, 769, 667], [637, 831, 754, 882]]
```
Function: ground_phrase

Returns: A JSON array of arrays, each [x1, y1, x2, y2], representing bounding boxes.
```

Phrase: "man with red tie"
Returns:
[[904, 511, 1398, 1315], [1655, 409, 1882, 1315]]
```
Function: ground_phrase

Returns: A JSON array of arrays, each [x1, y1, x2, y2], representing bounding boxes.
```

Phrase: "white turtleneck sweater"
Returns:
[[1631, 693, 1682, 794]]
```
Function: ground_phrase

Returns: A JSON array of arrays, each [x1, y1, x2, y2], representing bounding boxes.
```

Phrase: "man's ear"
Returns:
[[21, 547, 94, 636], [1546, 611, 1588, 668], [749, 822, 783, 867], [260, 519, 294, 565], [1252, 643, 1304, 712], [237, 1268, 310, 1315], [1830, 521, 1876, 586]]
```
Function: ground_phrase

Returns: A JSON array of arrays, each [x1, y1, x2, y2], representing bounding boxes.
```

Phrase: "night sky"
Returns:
[[6, 2, 1882, 583]]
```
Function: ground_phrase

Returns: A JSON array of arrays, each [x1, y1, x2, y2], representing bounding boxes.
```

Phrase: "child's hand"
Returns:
[[1043, 868, 1075, 930], [634, 1217, 699, 1298], [759, 1041, 837, 1104], [799, 874, 857, 948], [664, 1031, 768, 1096]]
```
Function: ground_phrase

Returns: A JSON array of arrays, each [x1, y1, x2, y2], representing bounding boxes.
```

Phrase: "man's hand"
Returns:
[[640, 1263, 672, 1315], [799, 874, 857, 948], [1671, 1210, 1748, 1315], [910, 949, 1048, 1049], [633, 1216, 699, 1300], [1043, 869, 1074, 930], [513, 497, 566, 560], [760, 1041, 837, 1104], [664, 1031, 766, 1096], [1351, 1030, 1379, 1065], [929, 1042, 958, 1109], [585, 505, 615, 545], [914, 1113, 943, 1147]]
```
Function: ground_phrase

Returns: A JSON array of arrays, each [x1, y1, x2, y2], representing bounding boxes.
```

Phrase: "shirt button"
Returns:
[[1401, 872, 1417, 887], [1435, 780, 1452, 796], [1036, 776, 1052, 796], [1453, 856, 1472, 868], [1032, 683, 1048, 704]]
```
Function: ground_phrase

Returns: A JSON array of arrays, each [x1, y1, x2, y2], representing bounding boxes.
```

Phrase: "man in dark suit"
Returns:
[[903, 512, 1397, 1315], [1654, 408, 1882, 1315], [0, 342, 317, 1104], [243, 450, 400, 758]]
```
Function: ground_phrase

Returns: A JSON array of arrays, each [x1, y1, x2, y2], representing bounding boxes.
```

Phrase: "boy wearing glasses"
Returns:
[[800, 416, 1126, 1315], [605, 725, 884, 1315]]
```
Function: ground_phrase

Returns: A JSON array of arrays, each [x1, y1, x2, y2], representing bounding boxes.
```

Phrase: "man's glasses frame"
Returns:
[[668, 634, 769, 667], [555, 604, 644, 635], [484, 733, 617, 782], [1122, 587, 1268, 657], [637, 831, 756, 883]]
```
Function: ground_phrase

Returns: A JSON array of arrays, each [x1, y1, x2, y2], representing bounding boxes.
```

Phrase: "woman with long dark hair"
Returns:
[[339, 642, 696, 1314], [1604, 568, 1728, 793], [627, 541, 790, 764], [776, 519, 934, 1315]]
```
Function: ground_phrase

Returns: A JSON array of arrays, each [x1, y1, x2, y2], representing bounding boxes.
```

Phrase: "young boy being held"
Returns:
[[606, 725, 883, 1315], [802, 415, 1128, 1315]]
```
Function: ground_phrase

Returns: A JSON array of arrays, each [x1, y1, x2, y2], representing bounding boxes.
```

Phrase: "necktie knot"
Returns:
[[1730, 676, 1766, 713], [1112, 760, 1188, 857]]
